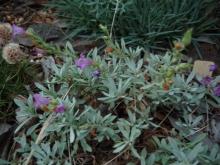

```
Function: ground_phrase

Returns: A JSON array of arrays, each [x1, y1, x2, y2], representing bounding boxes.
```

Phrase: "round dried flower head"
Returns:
[[2, 43, 26, 64], [0, 23, 12, 48]]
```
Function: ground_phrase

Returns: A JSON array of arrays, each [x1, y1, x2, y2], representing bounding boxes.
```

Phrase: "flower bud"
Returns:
[[105, 47, 113, 53], [163, 82, 170, 91], [174, 41, 184, 51], [166, 68, 175, 79], [182, 28, 193, 47], [175, 63, 191, 72]]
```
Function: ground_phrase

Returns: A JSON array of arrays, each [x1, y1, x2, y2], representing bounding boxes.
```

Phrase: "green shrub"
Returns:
[[48, 0, 218, 47], [6, 30, 220, 164]]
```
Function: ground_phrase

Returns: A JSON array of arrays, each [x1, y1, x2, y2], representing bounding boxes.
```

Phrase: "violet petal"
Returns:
[[33, 93, 50, 109], [54, 103, 65, 113], [12, 24, 25, 38], [209, 64, 217, 72], [32, 48, 45, 57], [200, 76, 212, 86], [92, 70, 101, 78], [213, 85, 220, 96], [75, 53, 92, 69]]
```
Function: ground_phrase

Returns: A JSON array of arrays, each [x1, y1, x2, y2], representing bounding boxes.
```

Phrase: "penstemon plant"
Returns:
[[3, 27, 220, 164]]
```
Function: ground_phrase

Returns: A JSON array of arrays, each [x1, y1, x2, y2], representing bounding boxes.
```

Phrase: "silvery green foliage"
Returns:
[[11, 40, 220, 164], [134, 135, 220, 165], [143, 72, 206, 109], [150, 135, 220, 165]]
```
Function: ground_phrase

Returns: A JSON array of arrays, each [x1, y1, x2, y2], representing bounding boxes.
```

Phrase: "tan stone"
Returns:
[[193, 60, 214, 77]]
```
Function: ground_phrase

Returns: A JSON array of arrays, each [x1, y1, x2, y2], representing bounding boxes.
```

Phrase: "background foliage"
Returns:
[[48, 0, 219, 47]]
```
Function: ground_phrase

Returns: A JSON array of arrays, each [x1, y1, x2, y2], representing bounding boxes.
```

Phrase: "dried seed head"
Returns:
[[0, 23, 12, 48], [2, 43, 26, 64], [174, 41, 185, 51]]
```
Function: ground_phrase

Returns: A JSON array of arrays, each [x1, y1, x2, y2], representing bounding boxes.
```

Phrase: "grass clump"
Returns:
[[48, 0, 219, 47], [0, 51, 39, 121]]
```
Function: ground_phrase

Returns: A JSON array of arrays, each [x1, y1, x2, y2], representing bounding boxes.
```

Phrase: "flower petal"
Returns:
[[213, 85, 220, 96], [12, 24, 25, 38], [209, 64, 217, 72], [54, 104, 65, 113], [75, 53, 92, 69], [33, 93, 50, 109], [201, 76, 212, 86]]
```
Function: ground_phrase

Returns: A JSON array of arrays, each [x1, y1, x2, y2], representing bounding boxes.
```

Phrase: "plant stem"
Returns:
[[24, 113, 54, 165], [110, 0, 120, 39], [103, 147, 128, 165]]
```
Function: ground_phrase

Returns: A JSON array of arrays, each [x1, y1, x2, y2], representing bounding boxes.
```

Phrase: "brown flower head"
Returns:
[[2, 43, 26, 64], [174, 41, 185, 51], [0, 23, 12, 48], [105, 47, 113, 53]]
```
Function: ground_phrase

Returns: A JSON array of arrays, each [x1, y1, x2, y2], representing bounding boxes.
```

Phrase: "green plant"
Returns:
[[150, 135, 220, 165], [48, 0, 218, 48], [4, 30, 220, 164]]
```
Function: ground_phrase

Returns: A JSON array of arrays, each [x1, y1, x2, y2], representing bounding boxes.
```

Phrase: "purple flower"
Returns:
[[213, 85, 220, 96], [32, 48, 45, 57], [12, 24, 25, 38], [209, 64, 217, 72], [75, 53, 92, 69], [54, 103, 65, 113], [92, 70, 101, 78], [33, 93, 50, 109], [201, 76, 213, 86]]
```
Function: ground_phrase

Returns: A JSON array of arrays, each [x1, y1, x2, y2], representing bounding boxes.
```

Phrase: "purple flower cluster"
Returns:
[[201, 76, 212, 86], [32, 48, 46, 57], [75, 53, 92, 69], [209, 64, 217, 72], [199, 64, 220, 97], [33, 94, 50, 109], [33, 93, 65, 113], [92, 70, 101, 78], [54, 103, 65, 113], [213, 86, 220, 96], [12, 24, 25, 38], [75, 53, 101, 79]]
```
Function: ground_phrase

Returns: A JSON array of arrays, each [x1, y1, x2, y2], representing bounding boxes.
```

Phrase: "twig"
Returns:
[[185, 125, 208, 138], [153, 107, 174, 131], [67, 140, 72, 164], [110, 0, 120, 39], [24, 113, 55, 165], [62, 84, 74, 100], [206, 103, 209, 132], [103, 147, 128, 165]]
